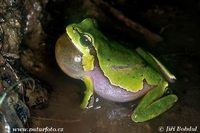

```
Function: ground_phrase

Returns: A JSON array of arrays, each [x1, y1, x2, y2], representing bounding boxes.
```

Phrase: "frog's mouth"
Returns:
[[55, 33, 85, 79]]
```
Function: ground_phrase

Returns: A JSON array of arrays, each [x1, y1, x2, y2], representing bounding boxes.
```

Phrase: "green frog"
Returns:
[[55, 18, 178, 122]]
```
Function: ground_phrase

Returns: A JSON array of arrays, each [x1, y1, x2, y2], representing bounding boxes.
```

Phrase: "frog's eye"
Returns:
[[80, 34, 92, 48]]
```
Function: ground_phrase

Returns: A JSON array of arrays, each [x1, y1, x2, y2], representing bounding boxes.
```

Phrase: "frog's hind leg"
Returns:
[[131, 81, 178, 122], [136, 48, 176, 82]]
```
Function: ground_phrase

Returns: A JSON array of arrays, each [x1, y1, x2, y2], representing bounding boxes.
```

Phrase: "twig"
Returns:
[[94, 0, 163, 44]]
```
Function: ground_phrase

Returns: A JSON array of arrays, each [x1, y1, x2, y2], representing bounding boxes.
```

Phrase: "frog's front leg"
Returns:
[[80, 76, 94, 109], [131, 81, 178, 122]]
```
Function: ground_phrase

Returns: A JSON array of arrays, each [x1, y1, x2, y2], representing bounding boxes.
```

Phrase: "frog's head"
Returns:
[[66, 18, 97, 55], [55, 18, 98, 79]]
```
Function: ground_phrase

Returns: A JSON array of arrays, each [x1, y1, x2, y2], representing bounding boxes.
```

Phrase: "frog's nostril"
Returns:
[[55, 33, 84, 79]]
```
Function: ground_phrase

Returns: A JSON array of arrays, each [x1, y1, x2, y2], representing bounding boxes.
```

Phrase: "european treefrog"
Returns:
[[55, 18, 178, 122]]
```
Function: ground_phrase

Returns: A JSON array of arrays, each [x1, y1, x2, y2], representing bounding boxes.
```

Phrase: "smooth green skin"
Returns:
[[66, 18, 178, 122]]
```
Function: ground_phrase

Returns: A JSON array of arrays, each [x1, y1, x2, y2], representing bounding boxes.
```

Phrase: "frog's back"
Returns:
[[94, 37, 163, 92]]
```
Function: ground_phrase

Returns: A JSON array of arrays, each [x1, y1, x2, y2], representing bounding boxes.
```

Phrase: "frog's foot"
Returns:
[[131, 81, 178, 122], [80, 76, 94, 109]]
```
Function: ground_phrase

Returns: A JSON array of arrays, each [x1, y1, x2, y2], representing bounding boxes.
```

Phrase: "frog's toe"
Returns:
[[131, 110, 148, 123]]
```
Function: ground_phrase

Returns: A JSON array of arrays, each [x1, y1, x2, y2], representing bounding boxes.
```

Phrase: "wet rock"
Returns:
[[0, 0, 23, 57]]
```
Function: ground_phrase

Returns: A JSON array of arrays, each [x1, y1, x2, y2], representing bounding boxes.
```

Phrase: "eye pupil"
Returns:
[[84, 37, 89, 42]]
